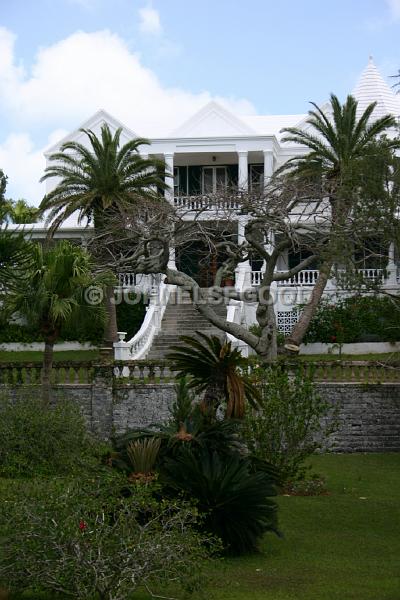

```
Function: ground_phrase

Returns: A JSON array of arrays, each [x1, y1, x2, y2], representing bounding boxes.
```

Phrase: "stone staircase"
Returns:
[[146, 290, 227, 360]]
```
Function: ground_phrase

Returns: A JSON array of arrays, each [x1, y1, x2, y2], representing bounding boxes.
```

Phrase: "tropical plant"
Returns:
[[126, 437, 161, 477], [0, 229, 33, 291], [7, 198, 39, 224], [161, 448, 279, 555], [243, 363, 338, 482], [279, 94, 400, 350], [39, 124, 168, 344], [167, 333, 259, 419], [5, 240, 112, 401]]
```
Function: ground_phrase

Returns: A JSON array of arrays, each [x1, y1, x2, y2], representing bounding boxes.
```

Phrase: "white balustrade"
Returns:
[[356, 268, 385, 280], [275, 270, 320, 287], [173, 196, 240, 211], [114, 277, 171, 361]]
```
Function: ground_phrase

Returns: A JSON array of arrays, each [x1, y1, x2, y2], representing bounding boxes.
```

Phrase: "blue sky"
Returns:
[[0, 0, 399, 204]]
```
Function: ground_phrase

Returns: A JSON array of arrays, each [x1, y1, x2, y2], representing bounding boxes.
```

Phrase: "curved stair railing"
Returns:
[[114, 276, 171, 361]]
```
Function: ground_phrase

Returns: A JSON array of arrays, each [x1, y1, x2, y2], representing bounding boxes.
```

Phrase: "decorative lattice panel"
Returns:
[[277, 310, 299, 335]]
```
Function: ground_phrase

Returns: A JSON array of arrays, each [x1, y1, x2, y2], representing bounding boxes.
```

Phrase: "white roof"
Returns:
[[352, 57, 400, 119], [242, 114, 306, 138], [45, 109, 138, 156]]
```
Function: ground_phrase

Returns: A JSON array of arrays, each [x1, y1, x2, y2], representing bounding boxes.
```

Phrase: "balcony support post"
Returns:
[[238, 150, 248, 192]]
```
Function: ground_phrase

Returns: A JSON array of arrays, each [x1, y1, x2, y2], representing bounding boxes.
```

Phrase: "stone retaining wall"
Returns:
[[1, 376, 400, 451]]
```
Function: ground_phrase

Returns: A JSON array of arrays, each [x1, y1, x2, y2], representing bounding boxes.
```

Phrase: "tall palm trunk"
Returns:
[[42, 337, 55, 404], [103, 285, 118, 346], [285, 258, 333, 351]]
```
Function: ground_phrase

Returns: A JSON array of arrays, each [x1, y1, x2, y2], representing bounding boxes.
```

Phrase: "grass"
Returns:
[[2, 454, 399, 600], [0, 350, 99, 363], [200, 453, 400, 600]]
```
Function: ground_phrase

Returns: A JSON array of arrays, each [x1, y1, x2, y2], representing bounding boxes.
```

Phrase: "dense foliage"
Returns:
[[303, 296, 400, 344], [243, 363, 337, 482], [0, 296, 146, 344], [0, 395, 99, 477], [0, 474, 215, 600]]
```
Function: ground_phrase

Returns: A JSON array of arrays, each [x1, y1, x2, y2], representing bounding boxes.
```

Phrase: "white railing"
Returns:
[[118, 272, 161, 293], [114, 277, 171, 361], [276, 270, 320, 287], [251, 270, 264, 286], [356, 268, 385, 281], [173, 195, 240, 211]]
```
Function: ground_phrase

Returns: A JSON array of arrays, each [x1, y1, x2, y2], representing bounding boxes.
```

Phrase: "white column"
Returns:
[[238, 151, 248, 192], [387, 241, 397, 286], [164, 153, 176, 269], [164, 153, 174, 203], [235, 215, 251, 290], [263, 150, 274, 186]]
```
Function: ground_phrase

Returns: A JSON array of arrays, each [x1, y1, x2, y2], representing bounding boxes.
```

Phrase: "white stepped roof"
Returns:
[[352, 57, 400, 119]]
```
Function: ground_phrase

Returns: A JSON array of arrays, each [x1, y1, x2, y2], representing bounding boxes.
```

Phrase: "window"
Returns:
[[250, 164, 264, 192], [202, 167, 227, 194]]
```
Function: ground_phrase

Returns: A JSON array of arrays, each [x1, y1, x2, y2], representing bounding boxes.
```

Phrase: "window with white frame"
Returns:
[[202, 166, 227, 194]]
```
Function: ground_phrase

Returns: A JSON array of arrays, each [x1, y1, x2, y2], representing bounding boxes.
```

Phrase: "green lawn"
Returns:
[[200, 453, 400, 600], [0, 350, 99, 363], [4, 454, 398, 600]]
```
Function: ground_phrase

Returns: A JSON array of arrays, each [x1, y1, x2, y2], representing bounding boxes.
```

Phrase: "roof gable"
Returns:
[[45, 109, 138, 156], [352, 57, 400, 119], [171, 101, 256, 138]]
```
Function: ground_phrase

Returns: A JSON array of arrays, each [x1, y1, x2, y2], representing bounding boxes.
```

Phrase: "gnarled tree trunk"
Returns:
[[285, 259, 333, 352]]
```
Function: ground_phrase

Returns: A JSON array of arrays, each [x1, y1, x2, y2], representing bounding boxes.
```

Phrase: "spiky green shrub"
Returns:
[[161, 448, 279, 556], [126, 437, 161, 474]]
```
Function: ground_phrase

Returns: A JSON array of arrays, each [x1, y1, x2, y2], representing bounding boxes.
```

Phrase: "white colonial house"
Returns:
[[23, 58, 400, 359]]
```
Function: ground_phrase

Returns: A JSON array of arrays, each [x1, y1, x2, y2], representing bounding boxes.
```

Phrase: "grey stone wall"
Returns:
[[316, 383, 400, 452], [1, 381, 400, 451]]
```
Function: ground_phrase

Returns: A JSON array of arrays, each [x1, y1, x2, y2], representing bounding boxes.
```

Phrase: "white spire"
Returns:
[[352, 57, 400, 119]]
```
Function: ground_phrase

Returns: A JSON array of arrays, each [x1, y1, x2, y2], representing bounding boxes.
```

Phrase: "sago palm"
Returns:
[[6, 240, 112, 401], [39, 123, 168, 343], [278, 94, 399, 350], [167, 332, 259, 419]]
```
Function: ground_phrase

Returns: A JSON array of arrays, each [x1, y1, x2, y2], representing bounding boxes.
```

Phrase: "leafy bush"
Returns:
[[0, 295, 145, 344], [303, 296, 400, 344], [0, 395, 99, 477], [0, 473, 215, 600], [243, 363, 337, 482], [161, 448, 279, 556]]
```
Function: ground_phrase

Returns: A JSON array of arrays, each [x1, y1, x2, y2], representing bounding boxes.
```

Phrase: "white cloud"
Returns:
[[0, 26, 255, 204], [0, 133, 46, 206], [138, 5, 162, 35], [0, 27, 254, 136], [386, 0, 400, 20]]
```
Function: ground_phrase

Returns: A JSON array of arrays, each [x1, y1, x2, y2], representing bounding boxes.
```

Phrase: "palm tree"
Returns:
[[167, 333, 259, 419], [6, 240, 112, 402], [9, 199, 39, 224], [39, 123, 168, 344], [278, 94, 399, 351]]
